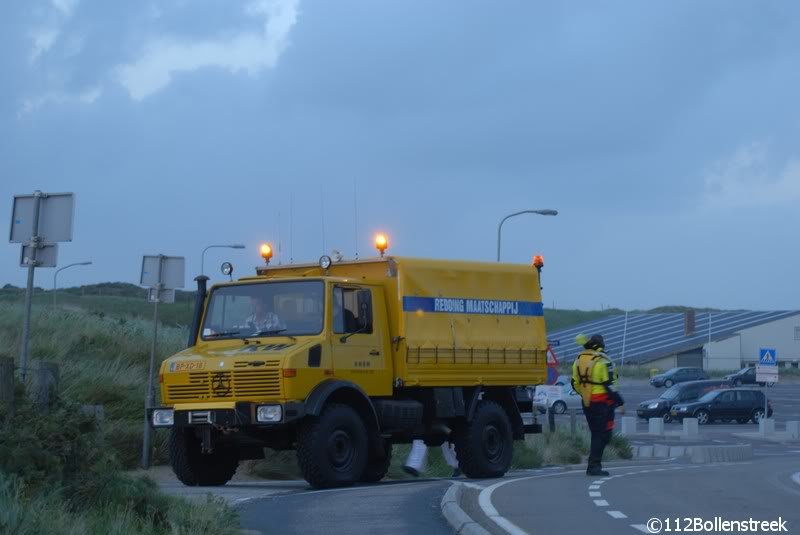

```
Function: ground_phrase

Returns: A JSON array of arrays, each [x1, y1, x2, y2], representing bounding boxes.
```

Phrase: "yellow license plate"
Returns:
[[170, 361, 206, 372]]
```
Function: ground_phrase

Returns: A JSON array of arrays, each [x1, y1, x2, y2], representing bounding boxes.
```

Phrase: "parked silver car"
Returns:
[[534, 384, 583, 414]]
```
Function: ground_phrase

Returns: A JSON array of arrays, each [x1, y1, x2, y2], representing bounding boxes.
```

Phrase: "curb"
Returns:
[[441, 483, 491, 535], [690, 444, 753, 463], [632, 443, 753, 462]]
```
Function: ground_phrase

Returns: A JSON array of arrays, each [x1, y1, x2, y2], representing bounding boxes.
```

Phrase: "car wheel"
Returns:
[[733, 379, 742, 387], [752, 408, 765, 424], [694, 409, 710, 425], [662, 412, 672, 424], [736, 418, 749, 424], [664, 379, 674, 388], [552, 401, 567, 415]]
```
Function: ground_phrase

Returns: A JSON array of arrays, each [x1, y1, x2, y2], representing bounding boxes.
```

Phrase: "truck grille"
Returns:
[[167, 362, 281, 401]]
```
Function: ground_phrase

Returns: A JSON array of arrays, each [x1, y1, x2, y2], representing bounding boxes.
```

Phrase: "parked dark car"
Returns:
[[650, 367, 708, 388], [637, 380, 730, 422], [670, 388, 773, 425], [723, 367, 773, 387]]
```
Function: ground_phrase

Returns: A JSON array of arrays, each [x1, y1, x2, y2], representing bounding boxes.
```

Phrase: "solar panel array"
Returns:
[[547, 311, 800, 364]]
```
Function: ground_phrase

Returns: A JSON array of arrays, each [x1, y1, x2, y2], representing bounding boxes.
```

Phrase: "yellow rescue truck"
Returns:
[[150, 236, 547, 488]]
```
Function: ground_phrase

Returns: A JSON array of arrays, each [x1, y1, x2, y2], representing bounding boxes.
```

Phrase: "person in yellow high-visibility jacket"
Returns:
[[571, 333, 624, 476]]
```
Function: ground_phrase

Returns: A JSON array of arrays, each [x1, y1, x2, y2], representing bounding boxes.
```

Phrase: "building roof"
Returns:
[[547, 311, 800, 364]]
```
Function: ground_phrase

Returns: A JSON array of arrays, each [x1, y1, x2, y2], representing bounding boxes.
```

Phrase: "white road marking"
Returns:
[[631, 524, 651, 533], [589, 485, 601, 490], [594, 499, 609, 506], [592, 480, 605, 485], [461, 482, 485, 490], [607, 511, 627, 519], [589, 491, 602, 497], [476, 462, 690, 535], [792, 472, 800, 487]]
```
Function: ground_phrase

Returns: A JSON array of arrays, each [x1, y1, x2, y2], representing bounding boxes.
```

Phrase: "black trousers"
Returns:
[[583, 402, 613, 470]]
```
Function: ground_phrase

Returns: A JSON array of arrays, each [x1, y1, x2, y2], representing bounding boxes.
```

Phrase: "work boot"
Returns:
[[586, 467, 610, 477]]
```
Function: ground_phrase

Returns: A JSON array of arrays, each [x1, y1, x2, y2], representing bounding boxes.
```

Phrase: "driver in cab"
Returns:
[[243, 297, 285, 335]]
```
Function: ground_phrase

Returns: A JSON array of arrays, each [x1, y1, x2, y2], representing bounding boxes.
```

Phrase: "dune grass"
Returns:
[[0, 303, 187, 467]]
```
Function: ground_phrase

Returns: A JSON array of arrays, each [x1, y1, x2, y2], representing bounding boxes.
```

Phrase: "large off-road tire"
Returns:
[[453, 400, 513, 479], [169, 428, 239, 486], [360, 438, 392, 483], [296, 403, 368, 489]]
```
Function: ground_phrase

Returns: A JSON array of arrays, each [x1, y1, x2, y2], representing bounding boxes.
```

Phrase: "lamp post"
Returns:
[[53, 261, 92, 307], [201, 244, 245, 275], [496, 209, 558, 262]]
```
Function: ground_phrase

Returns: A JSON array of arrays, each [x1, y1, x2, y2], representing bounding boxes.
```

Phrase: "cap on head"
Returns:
[[575, 333, 590, 347]]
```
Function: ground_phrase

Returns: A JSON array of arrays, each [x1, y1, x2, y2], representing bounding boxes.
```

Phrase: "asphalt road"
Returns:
[[237, 479, 453, 535], [467, 456, 800, 535]]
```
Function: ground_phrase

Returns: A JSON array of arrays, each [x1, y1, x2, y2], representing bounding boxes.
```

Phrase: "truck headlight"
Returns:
[[152, 409, 174, 427], [647, 403, 660, 409], [256, 405, 283, 423]]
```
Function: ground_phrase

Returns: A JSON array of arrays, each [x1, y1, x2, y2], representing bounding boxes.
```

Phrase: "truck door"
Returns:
[[330, 285, 392, 396]]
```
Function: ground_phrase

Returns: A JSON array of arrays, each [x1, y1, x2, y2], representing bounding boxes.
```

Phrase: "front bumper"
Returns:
[[147, 401, 306, 428]]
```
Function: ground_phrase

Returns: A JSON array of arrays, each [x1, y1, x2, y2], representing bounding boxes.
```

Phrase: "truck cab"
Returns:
[[151, 247, 546, 489]]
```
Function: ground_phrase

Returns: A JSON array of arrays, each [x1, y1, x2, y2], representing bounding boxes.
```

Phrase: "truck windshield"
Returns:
[[201, 280, 324, 340]]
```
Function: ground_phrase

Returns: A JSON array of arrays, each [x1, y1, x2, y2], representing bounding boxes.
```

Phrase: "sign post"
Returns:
[[9, 191, 75, 381], [140, 255, 184, 469], [756, 348, 778, 423]]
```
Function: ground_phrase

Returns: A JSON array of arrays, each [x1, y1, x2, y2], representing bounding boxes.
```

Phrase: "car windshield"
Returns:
[[202, 280, 324, 340], [698, 390, 721, 403], [661, 385, 681, 400]]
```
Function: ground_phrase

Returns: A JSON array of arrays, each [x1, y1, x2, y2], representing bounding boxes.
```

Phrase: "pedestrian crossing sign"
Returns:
[[759, 348, 777, 366]]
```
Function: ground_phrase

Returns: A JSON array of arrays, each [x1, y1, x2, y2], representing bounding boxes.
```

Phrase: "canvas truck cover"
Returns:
[[394, 257, 547, 387]]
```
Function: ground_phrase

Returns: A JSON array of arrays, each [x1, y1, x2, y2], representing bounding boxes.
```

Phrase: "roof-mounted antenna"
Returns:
[[289, 192, 294, 264], [277, 210, 282, 265], [353, 178, 359, 260], [321, 185, 326, 255]]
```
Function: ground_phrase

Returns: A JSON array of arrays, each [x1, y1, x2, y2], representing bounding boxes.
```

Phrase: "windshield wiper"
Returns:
[[204, 330, 241, 338], [249, 329, 297, 341]]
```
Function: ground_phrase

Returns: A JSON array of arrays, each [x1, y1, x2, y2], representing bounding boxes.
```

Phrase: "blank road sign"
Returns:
[[148, 288, 175, 304], [140, 255, 185, 289], [9, 192, 75, 244], [19, 244, 58, 267]]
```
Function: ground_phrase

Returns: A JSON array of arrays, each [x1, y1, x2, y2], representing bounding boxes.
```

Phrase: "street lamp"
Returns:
[[201, 244, 245, 275], [496, 209, 558, 262], [53, 261, 92, 307]]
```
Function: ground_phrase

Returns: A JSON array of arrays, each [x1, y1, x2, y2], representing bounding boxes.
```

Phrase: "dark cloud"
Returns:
[[1, 1, 799, 309]]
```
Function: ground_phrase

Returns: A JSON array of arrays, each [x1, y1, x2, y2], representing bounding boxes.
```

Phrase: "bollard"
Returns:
[[32, 361, 59, 414], [682, 417, 699, 438], [570, 409, 577, 434], [648, 417, 664, 435], [786, 421, 799, 439], [759, 418, 775, 436], [620, 416, 637, 435], [547, 406, 556, 433]]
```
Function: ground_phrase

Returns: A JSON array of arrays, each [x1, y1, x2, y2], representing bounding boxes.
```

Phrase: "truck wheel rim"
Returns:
[[482, 424, 504, 462], [754, 410, 764, 422], [328, 430, 354, 469]]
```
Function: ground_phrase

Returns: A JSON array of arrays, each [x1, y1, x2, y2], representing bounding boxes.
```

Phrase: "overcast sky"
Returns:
[[2, 1, 799, 311]]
